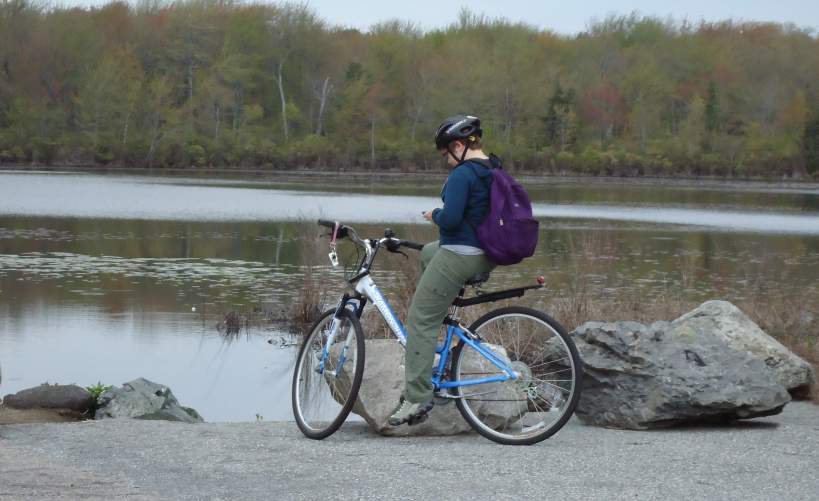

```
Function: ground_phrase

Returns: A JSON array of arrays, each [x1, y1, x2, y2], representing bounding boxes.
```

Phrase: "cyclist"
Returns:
[[389, 114, 496, 426]]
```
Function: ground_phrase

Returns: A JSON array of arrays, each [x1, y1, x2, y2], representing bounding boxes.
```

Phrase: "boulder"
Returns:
[[94, 378, 203, 423], [0, 406, 86, 425], [573, 318, 791, 430], [2, 384, 95, 414], [671, 301, 815, 395], [326, 340, 527, 436]]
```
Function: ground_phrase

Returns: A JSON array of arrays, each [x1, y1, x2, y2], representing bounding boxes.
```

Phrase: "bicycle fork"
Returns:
[[317, 301, 359, 378]]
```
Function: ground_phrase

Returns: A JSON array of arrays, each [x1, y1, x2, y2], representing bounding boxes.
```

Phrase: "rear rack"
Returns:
[[453, 284, 543, 308]]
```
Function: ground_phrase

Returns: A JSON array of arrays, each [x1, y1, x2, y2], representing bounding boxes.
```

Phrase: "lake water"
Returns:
[[1, 170, 818, 421]]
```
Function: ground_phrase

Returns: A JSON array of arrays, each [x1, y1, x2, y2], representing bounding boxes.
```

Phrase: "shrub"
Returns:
[[0, 147, 25, 163], [553, 150, 575, 172], [285, 135, 338, 168], [94, 144, 116, 165], [187, 144, 207, 167], [121, 140, 149, 167], [577, 146, 603, 174], [247, 139, 280, 167], [397, 142, 430, 172], [156, 141, 186, 168], [31, 139, 59, 164]]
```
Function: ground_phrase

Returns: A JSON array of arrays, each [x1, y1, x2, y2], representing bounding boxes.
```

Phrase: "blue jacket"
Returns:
[[432, 159, 493, 247]]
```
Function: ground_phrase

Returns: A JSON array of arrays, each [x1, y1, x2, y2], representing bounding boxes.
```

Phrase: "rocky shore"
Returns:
[[1, 378, 202, 425]]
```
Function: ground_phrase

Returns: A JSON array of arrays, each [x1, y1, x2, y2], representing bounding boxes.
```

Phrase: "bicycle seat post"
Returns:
[[448, 286, 470, 324]]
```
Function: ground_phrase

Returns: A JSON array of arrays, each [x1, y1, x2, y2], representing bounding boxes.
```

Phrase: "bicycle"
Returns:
[[291, 219, 583, 445]]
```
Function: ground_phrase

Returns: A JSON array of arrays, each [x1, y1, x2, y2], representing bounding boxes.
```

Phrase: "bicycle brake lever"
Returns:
[[384, 239, 408, 259]]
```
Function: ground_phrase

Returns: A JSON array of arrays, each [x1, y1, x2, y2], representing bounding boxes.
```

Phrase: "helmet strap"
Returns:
[[459, 141, 469, 163], [447, 140, 471, 164], [446, 144, 457, 163]]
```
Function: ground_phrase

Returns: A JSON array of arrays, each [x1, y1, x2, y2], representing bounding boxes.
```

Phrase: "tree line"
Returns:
[[1, 0, 818, 178]]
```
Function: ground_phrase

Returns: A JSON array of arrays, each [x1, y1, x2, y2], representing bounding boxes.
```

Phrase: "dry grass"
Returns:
[[288, 222, 333, 334], [287, 223, 819, 401]]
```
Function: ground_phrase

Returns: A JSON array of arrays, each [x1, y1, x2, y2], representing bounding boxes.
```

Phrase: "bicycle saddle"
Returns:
[[464, 271, 491, 286]]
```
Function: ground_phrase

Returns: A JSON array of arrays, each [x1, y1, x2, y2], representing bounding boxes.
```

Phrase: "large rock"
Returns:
[[2, 384, 95, 413], [0, 406, 86, 424], [573, 318, 791, 430], [671, 301, 815, 395], [94, 378, 203, 423], [326, 340, 527, 436]]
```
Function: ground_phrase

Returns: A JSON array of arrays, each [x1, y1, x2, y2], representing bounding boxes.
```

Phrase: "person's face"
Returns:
[[439, 140, 466, 167]]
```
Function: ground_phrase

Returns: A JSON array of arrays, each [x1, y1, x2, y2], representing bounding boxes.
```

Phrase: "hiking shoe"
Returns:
[[387, 398, 434, 427]]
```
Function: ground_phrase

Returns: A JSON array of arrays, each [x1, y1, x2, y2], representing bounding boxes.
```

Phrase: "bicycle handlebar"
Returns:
[[317, 219, 422, 252], [399, 240, 424, 251]]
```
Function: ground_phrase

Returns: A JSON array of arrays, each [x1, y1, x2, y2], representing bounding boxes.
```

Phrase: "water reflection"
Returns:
[[0, 303, 296, 422]]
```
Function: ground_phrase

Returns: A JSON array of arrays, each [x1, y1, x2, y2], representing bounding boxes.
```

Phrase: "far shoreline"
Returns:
[[2, 164, 818, 193]]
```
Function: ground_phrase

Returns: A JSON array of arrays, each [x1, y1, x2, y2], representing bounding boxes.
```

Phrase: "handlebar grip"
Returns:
[[317, 219, 336, 228], [401, 240, 424, 251]]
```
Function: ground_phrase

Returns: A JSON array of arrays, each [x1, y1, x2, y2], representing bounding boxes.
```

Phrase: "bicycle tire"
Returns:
[[451, 306, 583, 445], [292, 308, 365, 439]]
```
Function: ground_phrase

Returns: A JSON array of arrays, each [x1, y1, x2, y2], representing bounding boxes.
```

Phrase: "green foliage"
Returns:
[[85, 381, 112, 402], [705, 81, 720, 134], [94, 143, 116, 165], [543, 84, 578, 151], [803, 113, 819, 175], [0, 4, 816, 178], [187, 144, 207, 167]]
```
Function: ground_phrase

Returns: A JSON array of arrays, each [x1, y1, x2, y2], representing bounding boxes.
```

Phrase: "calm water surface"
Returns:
[[1, 171, 818, 421]]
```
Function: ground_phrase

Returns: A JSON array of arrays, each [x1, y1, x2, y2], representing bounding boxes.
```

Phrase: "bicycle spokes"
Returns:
[[451, 308, 582, 445], [292, 309, 365, 439]]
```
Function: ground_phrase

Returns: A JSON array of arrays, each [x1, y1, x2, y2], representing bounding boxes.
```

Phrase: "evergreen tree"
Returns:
[[803, 113, 819, 175], [705, 81, 720, 134], [543, 84, 577, 151]]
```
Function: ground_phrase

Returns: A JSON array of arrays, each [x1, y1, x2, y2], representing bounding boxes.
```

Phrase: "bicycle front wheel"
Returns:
[[292, 308, 365, 439], [451, 306, 583, 445]]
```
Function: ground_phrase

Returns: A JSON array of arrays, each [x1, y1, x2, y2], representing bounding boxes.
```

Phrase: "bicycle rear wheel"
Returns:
[[451, 306, 582, 445], [292, 308, 365, 439]]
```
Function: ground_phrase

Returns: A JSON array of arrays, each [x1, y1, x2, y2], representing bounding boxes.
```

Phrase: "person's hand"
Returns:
[[423, 210, 435, 222]]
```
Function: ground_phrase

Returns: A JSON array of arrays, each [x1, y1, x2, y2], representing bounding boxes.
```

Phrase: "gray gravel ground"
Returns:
[[1, 402, 818, 501]]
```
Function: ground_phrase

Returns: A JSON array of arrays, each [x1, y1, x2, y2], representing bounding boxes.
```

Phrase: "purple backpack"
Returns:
[[470, 156, 540, 265]]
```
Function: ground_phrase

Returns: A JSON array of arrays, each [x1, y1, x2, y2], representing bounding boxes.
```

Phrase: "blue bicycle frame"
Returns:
[[317, 273, 518, 389], [433, 322, 518, 389]]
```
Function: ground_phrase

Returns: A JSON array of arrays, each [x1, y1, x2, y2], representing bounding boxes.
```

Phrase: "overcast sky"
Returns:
[[56, 0, 819, 35]]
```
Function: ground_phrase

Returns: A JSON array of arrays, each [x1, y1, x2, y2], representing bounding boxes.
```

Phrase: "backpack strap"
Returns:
[[468, 158, 492, 170], [464, 155, 502, 233]]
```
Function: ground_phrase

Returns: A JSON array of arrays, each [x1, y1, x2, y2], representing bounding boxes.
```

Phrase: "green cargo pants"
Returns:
[[404, 241, 495, 403]]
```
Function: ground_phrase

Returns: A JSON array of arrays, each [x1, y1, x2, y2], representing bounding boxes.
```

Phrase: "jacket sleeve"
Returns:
[[432, 169, 470, 231]]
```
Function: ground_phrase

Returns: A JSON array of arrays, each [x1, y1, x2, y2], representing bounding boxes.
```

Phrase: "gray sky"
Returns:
[[56, 0, 819, 34]]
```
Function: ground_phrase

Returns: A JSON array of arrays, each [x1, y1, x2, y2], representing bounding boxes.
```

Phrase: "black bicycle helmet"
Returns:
[[434, 114, 482, 150]]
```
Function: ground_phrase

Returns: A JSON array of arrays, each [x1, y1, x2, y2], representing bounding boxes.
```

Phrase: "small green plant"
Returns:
[[85, 382, 112, 401]]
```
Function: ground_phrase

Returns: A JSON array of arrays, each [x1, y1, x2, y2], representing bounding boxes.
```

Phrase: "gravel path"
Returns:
[[1, 402, 818, 500]]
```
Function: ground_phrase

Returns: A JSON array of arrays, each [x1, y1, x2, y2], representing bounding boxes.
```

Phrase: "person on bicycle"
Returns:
[[389, 114, 496, 426]]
